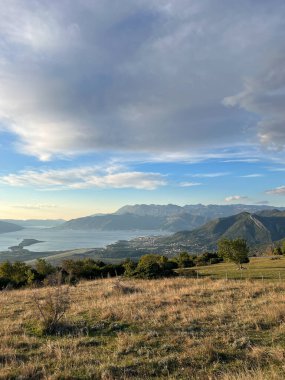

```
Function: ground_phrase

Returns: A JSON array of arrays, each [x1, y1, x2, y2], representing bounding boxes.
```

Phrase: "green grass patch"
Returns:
[[178, 256, 285, 280]]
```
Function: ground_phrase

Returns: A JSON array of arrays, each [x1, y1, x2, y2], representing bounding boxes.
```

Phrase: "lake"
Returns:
[[0, 228, 168, 253]]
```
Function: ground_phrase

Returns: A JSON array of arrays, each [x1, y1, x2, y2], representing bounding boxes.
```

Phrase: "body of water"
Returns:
[[0, 228, 168, 253]]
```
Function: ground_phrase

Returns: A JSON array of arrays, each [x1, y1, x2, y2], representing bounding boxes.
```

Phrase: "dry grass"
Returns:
[[1, 277, 285, 379]]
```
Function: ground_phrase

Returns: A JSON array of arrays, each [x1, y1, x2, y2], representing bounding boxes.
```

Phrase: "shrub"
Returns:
[[35, 259, 56, 278], [122, 259, 137, 277], [195, 252, 223, 266], [134, 254, 177, 279], [174, 252, 195, 268], [0, 261, 32, 288], [31, 274, 70, 334]]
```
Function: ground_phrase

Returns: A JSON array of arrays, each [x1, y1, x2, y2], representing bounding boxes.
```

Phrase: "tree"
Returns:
[[134, 254, 177, 279], [0, 261, 32, 287], [136, 254, 162, 278], [282, 240, 285, 255], [35, 259, 56, 277], [175, 252, 195, 268], [218, 238, 249, 269], [273, 245, 283, 256]]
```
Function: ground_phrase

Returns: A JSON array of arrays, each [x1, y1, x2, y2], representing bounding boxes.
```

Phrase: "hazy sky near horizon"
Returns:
[[0, 0, 285, 219]]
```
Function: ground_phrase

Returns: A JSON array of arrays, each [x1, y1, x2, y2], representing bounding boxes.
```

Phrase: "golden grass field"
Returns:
[[1, 269, 285, 379]]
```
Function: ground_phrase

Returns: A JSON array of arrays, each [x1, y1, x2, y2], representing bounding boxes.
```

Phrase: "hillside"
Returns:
[[1, 274, 285, 379], [0, 220, 23, 234], [158, 211, 285, 251]]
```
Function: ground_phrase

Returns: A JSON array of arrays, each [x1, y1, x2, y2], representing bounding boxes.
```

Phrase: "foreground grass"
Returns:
[[179, 256, 285, 280], [1, 277, 285, 379]]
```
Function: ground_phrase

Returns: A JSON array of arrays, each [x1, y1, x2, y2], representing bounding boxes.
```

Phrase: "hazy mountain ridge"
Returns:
[[55, 212, 209, 232], [56, 204, 285, 233], [0, 219, 65, 228], [0, 221, 23, 234], [116, 203, 284, 218]]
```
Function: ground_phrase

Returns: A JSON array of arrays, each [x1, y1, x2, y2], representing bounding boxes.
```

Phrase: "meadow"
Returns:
[[180, 256, 285, 280], [1, 257, 285, 379]]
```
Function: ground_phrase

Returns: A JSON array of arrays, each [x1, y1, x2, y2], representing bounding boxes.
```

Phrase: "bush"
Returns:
[[174, 252, 195, 268], [35, 259, 56, 279], [31, 274, 70, 334], [122, 259, 137, 277], [194, 252, 223, 266], [0, 261, 32, 288], [133, 254, 177, 279]]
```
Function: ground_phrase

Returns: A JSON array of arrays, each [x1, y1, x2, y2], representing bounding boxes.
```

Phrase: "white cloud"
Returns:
[[267, 167, 285, 172], [0, 1, 284, 160], [266, 186, 285, 195], [179, 182, 201, 187], [192, 172, 230, 178], [12, 204, 58, 210], [240, 174, 263, 178], [223, 159, 260, 163], [0, 166, 166, 191], [224, 195, 248, 202]]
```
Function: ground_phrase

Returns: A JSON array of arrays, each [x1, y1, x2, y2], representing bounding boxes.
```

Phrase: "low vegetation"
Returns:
[[179, 256, 285, 280], [1, 276, 285, 379]]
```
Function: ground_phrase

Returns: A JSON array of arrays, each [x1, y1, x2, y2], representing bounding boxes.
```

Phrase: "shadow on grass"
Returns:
[[24, 318, 133, 338]]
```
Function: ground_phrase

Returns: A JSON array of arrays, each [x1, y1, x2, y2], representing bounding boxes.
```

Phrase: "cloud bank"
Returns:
[[0, 166, 166, 190], [0, 1, 284, 160]]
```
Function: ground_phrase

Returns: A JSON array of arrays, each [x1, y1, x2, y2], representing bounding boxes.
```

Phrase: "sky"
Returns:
[[0, 0, 285, 220]]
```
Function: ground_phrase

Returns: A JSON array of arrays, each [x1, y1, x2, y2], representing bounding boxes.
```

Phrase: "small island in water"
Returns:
[[8, 239, 44, 252]]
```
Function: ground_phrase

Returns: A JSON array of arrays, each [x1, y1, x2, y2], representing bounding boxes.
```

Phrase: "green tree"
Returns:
[[281, 241, 285, 255], [35, 259, 56, 277], [175, 252, 195, 268], [218, 238, 249, 269], [0, 261, 32, 287], [134, 254, 176, 279], [122, 259, 137, 277], [273, 245, 283, 256], [136, 254, 161, 278]]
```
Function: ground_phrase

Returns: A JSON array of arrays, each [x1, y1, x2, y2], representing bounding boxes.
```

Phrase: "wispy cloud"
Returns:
[[224, 195, 249, 202], [266, 186, 285, 195], [12, 204, 58, 210], [240, 174, 263, 178], [267, 167, 285, 172], [223, 159, 260, 163], [179, 182, 202, 187], [0, 167, 167, 191], [192, 172, 230, 178]]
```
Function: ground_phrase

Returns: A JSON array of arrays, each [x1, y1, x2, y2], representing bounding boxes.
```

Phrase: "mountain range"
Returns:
[[0, 219, 65, 228], [56, 204, 285, 232], [156, 210, 285, 252]]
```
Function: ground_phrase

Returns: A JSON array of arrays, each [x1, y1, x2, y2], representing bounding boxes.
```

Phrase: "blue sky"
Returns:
[[0, 0, 285, 219]]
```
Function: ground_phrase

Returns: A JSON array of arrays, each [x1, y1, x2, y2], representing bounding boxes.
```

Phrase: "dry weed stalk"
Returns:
[[31, 274, 70, 334]]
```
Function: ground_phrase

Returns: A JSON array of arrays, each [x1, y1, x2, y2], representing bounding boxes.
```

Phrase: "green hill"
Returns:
[[159, 212, 285, 251]]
